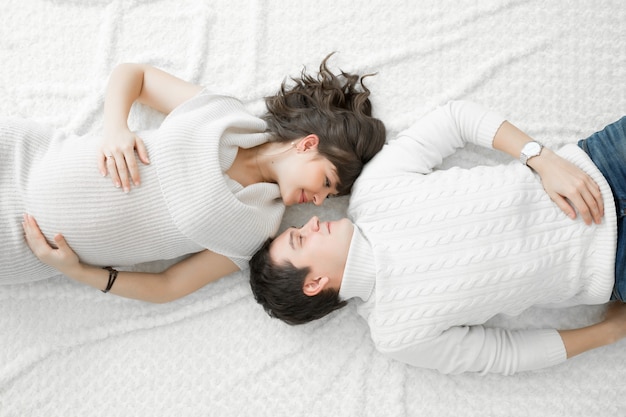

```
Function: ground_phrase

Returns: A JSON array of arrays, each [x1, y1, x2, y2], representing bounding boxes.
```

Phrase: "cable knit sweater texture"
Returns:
[[340, 101, 617, 375], [1, 90, 284, 283]]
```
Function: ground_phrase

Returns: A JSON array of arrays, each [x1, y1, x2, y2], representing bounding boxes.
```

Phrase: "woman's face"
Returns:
[[278, 146, 339, 207], [270, 216, 354, 284]]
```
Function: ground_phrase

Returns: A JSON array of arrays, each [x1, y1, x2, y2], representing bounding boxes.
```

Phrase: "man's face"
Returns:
[[269, 216, 354, 287]]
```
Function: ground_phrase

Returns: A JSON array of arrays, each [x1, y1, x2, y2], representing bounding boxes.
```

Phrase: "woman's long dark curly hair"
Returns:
[[263, 53, 386, 195]]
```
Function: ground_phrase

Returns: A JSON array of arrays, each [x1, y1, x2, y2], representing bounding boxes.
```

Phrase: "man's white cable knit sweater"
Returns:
[[1, 90, 284, 283], [340, 101, 617, 375]]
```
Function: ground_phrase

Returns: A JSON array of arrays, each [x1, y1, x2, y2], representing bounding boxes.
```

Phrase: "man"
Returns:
[[249, 101, 626, 375]]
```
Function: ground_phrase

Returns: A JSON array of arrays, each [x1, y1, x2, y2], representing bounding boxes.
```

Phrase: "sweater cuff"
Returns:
[[516, 329, 567, 372], [476, 110, 506, 149]]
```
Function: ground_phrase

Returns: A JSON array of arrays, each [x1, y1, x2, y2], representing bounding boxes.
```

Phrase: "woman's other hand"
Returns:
[[98, 63, 203, 193], [22, 214, 81, 275], [98, 127, 150, 193]]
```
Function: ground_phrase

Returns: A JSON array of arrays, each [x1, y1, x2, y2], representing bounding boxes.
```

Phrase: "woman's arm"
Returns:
[[22, 214, 238, 303], [492, 121, 604, 225], [99, 63, 204, 192]]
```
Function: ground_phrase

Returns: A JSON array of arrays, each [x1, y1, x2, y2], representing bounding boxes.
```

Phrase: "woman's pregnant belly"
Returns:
[[24, 132, 203, 266]]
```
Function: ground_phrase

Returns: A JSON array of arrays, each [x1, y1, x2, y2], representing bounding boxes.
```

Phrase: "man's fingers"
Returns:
[[551, 194, 577, 221]]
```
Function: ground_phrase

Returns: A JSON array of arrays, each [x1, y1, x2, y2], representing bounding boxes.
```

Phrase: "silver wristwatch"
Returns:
[[520, 141, 543, 165]]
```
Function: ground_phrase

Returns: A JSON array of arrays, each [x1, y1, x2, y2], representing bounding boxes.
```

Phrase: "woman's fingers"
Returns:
[[99, 132, 150, 193], [22, 214, 79, 269], [22, 213, 52, 256], [105, 153, 123, 190]]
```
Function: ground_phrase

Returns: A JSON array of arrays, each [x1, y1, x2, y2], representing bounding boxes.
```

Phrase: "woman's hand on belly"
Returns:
[[23, 213, 241, 303], [99, 127, 150, 193], [22, 214, 83, 277]]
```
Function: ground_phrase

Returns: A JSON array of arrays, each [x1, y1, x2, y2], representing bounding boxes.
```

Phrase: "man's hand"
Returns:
[[528, 148, 604, 225]]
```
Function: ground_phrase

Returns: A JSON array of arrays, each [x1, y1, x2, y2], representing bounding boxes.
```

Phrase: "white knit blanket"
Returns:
[[1, 1, 625, 416]]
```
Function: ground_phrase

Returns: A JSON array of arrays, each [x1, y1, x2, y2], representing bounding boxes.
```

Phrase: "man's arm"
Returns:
[[388, 101, 603, 224], [384, 303, 626, 375], [492, 121, 604, 225], [559, 302, 626, 359]]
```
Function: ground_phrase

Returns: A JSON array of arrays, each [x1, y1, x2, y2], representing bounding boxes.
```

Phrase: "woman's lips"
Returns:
[[299, 190, 307, 204]]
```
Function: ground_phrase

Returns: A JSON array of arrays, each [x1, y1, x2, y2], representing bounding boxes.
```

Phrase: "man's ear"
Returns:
[[302, 275, 330, 297], [296, 134, 319, 152]]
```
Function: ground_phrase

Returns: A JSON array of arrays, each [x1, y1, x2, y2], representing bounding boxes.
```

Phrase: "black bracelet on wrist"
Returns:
[[101, 266, 119, 293]]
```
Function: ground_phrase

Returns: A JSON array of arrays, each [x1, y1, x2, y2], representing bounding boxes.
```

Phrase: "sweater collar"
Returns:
[[339, 226, 376, 302]]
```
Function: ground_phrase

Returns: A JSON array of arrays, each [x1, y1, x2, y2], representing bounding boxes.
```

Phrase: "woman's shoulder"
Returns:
[[165, 88, 236, 117]]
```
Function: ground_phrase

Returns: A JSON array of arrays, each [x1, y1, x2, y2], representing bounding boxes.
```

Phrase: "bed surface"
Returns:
[[1, 1, 625, 416]]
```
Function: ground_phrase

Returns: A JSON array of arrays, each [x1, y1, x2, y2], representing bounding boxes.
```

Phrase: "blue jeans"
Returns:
[[578, 116, 626, 301]]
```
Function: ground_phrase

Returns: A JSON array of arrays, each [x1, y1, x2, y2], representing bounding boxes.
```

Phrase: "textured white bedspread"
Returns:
[[1, 1, 625, 416]]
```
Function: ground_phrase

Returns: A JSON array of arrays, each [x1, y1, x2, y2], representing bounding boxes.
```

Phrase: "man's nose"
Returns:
[[306, 216, 320, 232]]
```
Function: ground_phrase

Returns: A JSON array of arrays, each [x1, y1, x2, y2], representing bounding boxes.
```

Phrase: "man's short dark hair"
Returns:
[[248, 238, 347, 325]]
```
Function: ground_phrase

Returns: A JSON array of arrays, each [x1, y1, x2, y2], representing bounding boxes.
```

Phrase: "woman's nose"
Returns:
[[312, 191, 328, 206]]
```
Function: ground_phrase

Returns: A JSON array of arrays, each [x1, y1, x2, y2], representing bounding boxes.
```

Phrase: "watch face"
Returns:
[[521, 141, 543, 165], [525, 142, 541, 155]]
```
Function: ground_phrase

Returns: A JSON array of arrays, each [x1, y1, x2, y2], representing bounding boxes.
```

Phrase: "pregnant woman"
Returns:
[[5, 56, 386, 302]]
